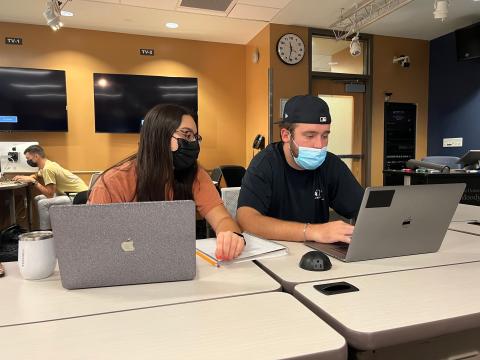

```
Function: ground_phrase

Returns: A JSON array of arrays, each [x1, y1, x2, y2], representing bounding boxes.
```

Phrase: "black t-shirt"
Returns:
[[238, 142, 364, 224]]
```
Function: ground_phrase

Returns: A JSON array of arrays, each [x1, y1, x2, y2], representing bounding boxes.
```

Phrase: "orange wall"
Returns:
[[245, 25, 270, 165], [371, 35, 429, 186], [269, 24, 309, 142], [0, 22, 246, 173]]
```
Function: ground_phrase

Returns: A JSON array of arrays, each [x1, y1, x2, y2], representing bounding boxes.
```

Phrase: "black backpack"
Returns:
[[0, 224, 26, 262]]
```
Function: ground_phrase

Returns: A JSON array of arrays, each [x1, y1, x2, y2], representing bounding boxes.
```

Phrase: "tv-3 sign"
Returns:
[[5, 37, 23, 45], [140, 48, 154, 56]]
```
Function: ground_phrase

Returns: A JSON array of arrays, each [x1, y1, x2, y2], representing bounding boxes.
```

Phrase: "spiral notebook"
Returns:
[[196, 233, 288, 266]]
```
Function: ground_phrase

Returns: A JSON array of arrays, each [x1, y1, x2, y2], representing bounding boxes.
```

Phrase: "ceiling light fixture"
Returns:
[[165, 22, 179, 29], [43, 0, 72, 31], [330, 0, 413, 40], [433, 0, 449, 22], [60, 10, 74, 17]]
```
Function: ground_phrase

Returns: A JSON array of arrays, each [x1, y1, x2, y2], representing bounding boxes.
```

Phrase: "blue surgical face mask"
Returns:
[[291, 139, 327, 170]]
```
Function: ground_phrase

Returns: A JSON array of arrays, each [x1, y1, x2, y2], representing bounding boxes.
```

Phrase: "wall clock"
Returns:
[[277, 33, 305, 65]]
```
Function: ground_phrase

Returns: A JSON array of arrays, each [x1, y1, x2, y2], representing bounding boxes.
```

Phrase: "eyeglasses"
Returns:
[[174, 130, 202, 143]]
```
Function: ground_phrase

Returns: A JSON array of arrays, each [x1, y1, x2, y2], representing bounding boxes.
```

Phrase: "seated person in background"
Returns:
[[237, 95, 364, 244], [14, 145, 88, 230], [89, 104, 245, 261]]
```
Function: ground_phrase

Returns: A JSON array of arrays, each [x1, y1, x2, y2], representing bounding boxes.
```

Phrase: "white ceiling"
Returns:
[[0, 0, 478, 44]]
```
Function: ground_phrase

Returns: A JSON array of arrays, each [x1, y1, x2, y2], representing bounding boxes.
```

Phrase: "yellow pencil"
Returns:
[[196, 250, 219, 267]]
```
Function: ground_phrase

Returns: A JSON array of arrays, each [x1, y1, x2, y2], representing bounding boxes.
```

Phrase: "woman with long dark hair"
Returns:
[[89, 104, 245, 261]]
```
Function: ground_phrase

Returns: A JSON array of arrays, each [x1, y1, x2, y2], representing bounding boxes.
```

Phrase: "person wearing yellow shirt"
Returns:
[[13, 145, 88, 230]]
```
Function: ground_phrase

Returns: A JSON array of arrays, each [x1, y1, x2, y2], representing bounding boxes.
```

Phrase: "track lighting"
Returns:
[[433, 0, 449, 22], [43, 0, 71, 31]]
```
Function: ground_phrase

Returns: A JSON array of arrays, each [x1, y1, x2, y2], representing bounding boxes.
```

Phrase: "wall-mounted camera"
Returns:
[[349, 34, 361, 57], [393, 55, 410, 68]]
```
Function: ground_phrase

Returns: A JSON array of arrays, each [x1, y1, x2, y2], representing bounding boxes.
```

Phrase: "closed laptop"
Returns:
[[50, 201, 196, 289]]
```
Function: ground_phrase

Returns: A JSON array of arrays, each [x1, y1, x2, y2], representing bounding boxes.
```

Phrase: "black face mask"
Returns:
[[27, 159, 38, 168], [172, 138, 200, 170]]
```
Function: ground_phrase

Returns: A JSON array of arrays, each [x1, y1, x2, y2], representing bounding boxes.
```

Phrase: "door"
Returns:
[[311, 78, 366, 186]]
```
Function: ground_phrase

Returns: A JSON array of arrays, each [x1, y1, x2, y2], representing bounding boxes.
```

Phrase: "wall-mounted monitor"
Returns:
[[455, 22, 480, 61], [0, 67, 68, 132], [93, 73, 198, 133]]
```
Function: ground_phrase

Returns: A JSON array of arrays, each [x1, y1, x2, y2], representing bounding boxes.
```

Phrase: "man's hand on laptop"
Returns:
[[307, 221, 354, 244], [12, 175, 35, 183], [215, 231, 245, 261]]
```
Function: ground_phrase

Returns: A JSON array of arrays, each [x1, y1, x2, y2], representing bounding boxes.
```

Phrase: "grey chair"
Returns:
[[421, 156, 462, 169], [210, 167, 223, 184], [221, 187, 241, 219]]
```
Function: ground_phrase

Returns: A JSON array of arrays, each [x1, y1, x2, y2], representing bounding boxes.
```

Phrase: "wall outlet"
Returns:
[[443, 137, 463, 147]]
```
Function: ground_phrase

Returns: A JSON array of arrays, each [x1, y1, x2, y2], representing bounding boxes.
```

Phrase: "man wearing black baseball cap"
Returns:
[[237, 95, 364, 244]]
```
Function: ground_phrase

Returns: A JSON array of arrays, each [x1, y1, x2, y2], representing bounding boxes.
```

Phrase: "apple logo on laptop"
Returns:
[[402, 217, 413, 228], [121, 238, 135, 252]]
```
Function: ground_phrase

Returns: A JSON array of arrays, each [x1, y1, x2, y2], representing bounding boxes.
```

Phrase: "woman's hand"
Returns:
[[215, 231, 245, 261]]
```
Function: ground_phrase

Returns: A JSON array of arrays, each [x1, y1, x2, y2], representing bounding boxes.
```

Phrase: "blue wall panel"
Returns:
[[428, 31, 480, 156]]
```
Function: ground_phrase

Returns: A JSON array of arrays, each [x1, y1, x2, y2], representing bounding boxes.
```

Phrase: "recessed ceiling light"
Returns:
[[60, 10, 74, 17], [165, 22, 179, 29]]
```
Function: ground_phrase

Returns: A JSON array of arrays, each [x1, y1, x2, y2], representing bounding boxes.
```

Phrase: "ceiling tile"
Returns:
[[229, 4, 279, 21], [120, 0, 178, 10], [237, 0, 292, 8]]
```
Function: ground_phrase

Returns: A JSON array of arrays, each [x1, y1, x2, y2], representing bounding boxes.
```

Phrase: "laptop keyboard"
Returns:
[[326, 242, 350, 256], [331, 241, 349, 248], [0, 180, 22, 186]]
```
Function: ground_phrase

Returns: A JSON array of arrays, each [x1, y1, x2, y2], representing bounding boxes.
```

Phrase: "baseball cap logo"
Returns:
[[285, 113, 289, 118], [319, 116, 327, 123]]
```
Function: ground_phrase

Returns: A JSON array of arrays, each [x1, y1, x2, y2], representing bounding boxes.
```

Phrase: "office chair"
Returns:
[[210, 167, 223, 184], [221, 187, 241, 219], [88, 172, 102, 188], [209, 167, 223, 194], [421, 156, 462, 169], [72, 190, 89, 205], [72, 173, 102, 205], [65, 172, 102, 202], [219, 165, 246, 187]]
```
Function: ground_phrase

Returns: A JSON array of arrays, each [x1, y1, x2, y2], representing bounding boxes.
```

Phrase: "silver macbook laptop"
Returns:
[[308, 183, 466, 262], [50, 201, 196, 289]]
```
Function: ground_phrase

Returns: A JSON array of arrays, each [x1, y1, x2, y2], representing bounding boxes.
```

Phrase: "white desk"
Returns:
[[0, 258, 280, 327], [256, 230, 480, 292], [0, 293, 347, 360], [450, 203, 480, 236], [294, 262, 480, 356]]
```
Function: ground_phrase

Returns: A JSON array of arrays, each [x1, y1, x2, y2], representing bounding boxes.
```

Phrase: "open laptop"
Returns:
[[50, 201, 196, 289], [308, 183, 466, 262]]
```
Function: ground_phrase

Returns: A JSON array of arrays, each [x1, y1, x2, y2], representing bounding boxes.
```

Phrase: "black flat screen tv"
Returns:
[[455, 22, 480, 61], [94, 73, 198, 133], [0, 67, 68, 132]]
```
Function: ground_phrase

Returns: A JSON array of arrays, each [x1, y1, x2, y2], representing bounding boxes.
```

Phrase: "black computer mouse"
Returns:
[[299, 251, 332, 271]]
